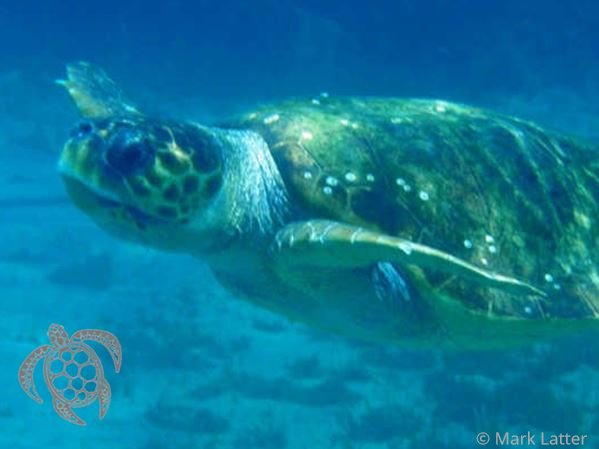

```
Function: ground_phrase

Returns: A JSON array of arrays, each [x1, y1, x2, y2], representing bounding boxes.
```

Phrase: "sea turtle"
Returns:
[[18, 323, 122, 425], [56, 62, 599, 348]]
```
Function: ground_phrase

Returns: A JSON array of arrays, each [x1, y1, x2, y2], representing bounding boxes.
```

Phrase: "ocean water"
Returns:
[[2, 1, 599, 448]]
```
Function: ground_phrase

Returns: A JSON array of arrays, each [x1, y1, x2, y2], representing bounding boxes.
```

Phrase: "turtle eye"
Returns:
[[105, 135, 154, 176]]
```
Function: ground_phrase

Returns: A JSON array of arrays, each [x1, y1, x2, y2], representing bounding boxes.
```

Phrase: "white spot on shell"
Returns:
[[351, 123, 359, 129], [311, 99, 320, 105], [418, 191, 429, 201], [463, 239, 473, 249], [480, 257, 489, 266], [395, 177, 406, 186], [263, 114, 280, 125], [303, 171, 313, 180], [403, 184, 412, 192], [323, 186, 333, 195], [434, 102, 447, 113], [544, 273, 554, 283], [488, 245, 497, 254], [345, 172, 357, 182], [325, 176, 339, 186], [554, 283, 561, 290], [339, 119, 350, 126], [301, 131, 314, 140], [524, 306, 533, 314], [485, 235, 495, 244], [366, 174, 375, 182]]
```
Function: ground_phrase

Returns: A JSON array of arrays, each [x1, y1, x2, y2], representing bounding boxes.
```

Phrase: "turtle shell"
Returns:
[[225, 97, 599, 321], [44, 342, 103, 407]]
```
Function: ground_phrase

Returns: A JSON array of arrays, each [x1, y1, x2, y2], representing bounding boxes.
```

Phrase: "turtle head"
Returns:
[[59, 114, 226, 252], [48, 323, 69, 346], [59, 62, 283, 254]]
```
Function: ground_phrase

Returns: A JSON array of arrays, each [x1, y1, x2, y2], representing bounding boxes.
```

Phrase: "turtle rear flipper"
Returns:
[[18, 344, 51, 404], [52, 397, 85, 426], [98, 379, 111, 419], [58, 61, 140, 118], [270, 220, 546, 298]]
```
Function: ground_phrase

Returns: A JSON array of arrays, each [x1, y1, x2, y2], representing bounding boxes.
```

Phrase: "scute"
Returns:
[[227, 97, 599, 320]]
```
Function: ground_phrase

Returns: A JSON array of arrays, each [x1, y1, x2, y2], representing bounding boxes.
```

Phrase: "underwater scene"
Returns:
[[2, 1, 599, 448]]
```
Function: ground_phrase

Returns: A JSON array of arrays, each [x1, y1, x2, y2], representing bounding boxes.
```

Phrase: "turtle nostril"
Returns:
[[105, 141, 151, 176], [71, 121, 94, 138], [79, 122, 93, 134]]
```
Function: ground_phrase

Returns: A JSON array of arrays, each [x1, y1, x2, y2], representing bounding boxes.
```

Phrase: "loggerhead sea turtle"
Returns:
[[57, 62, 599, 348], [18, 323, 122, 425]]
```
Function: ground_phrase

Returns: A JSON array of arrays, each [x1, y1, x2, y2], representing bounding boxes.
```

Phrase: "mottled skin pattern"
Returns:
[[62, 117, 221, 225], [60, 115, 230, 255], [58, 63, 599, 348], [226, 98, 599, 324]]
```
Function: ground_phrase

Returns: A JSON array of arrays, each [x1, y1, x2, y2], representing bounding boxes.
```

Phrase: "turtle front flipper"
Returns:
[[57, 61, 140, 118], [18, 344, 51, 404], [72, 329, 122, 373], [52, 396, 85, 426], [270, 220, 546, 298]]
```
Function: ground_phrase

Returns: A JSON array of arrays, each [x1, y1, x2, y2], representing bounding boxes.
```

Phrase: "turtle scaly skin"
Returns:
[[57, 63, 599, 348]]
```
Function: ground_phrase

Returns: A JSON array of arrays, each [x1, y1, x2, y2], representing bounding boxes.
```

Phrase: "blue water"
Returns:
[[2, 1, 599, 448]]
